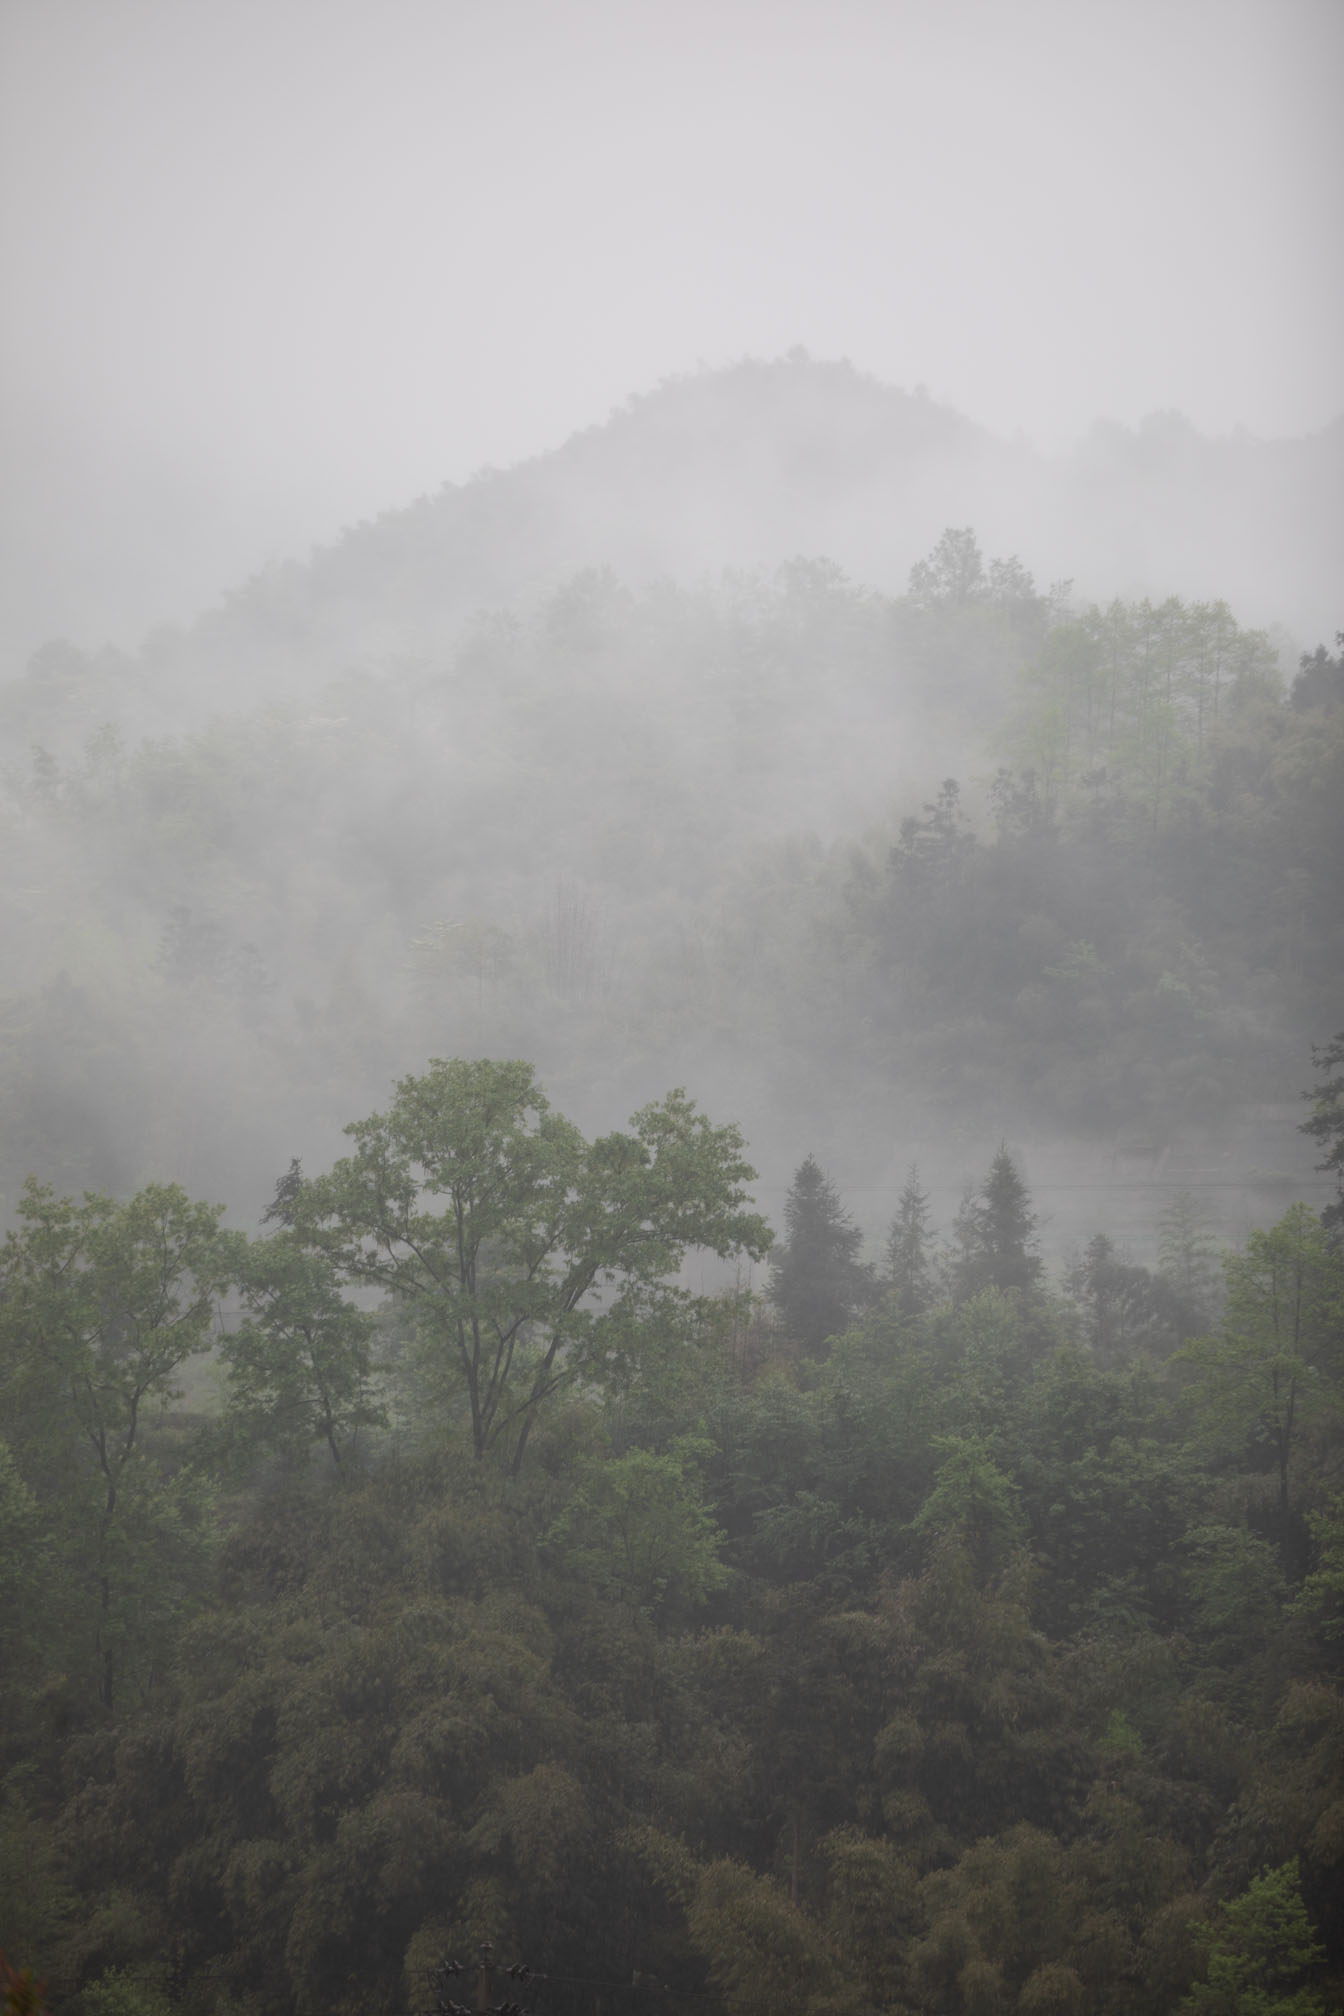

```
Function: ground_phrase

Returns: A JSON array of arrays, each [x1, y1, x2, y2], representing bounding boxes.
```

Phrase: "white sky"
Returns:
[[2, 0, 1341, 655]]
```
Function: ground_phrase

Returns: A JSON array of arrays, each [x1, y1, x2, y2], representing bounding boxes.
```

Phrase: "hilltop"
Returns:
[[0, 357, 1339, 1253], [8, 356, 1340, 751]]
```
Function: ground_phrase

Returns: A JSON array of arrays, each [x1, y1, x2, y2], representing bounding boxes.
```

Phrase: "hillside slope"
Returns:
[[0, 358, 1339, 1254], [8, 357, 1340, 749]]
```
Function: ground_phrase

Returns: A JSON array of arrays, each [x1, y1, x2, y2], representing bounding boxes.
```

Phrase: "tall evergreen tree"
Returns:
[[886, 1164, 935, 1318], [1067, 1231, 1161, 1363], [952, 1146, 1042, 1297], [770, 1155, 872, 1354]]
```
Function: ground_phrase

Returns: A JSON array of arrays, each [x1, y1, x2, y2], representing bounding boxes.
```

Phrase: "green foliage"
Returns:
[[931, 1286, 1021, 1428], [0, 1804, 70, 1992], [1181, 1204, 1343, 1513], [1291, 638, 1344, 715], [71, 1969, 174, 2016], [1014, 1346, 1198, 1636], [819, 1825, 919, 2004], [0, 1179, 231, 1711], [1, 556, 1336, 1238], [4, 389, 1344, 2016], [886, 1165, 936, 1319], [909, 527, 989, 608], [1098, 1708, 1144, 1759], [1067, 1233, 1165, 1364], [0, 1178, 232, 1452], [1182, 1861, 1325, 2015], [684, 1857, 847, 2016], [1291, 1495, 1344, 1643], [911, 1824, 1091, 2013], [1159, 1192, 1224, 1342], [952, 1147, 1043, 1298], [913, 1435, 1025, 1583], [220, 1234, 385, 1471], [769, 1156, 872, 1354], [546, 1444, 728, 1611], [8, 1167, 1339, 2016], [294, 1059, 770, 1469], [0, 1442, 49, 1729], [1003, 595, 1279, 819], [1179, 1526, 1287, 1704], [1, 627, 1342, 2007]]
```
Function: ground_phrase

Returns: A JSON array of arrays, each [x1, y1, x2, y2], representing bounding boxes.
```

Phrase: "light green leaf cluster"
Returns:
[[546, 1444, 728, 1610], [1182, 1861, 1325, 2016]]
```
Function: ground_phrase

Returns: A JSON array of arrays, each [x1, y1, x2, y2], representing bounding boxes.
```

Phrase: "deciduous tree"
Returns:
[[1182, 1860, 1325, 2016], [292, 1059, 770, 1470], [0, 1180, 232, 1710], [1182, 1204, 1343, 1519], [220, 1235, 385, 1471]]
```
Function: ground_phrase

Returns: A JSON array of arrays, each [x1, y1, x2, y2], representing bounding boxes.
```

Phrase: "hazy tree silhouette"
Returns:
[[952, 1145, 1042, 1297], [770, 1155, 873, 1353], [886, 1164, 936, 1318]]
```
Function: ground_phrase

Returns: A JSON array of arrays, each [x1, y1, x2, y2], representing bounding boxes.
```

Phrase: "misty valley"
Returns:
[[2, 360, 1343, 2016]]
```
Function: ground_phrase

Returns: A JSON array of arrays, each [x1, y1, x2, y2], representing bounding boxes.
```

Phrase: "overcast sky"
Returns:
[[2, 0, 1341, 658]]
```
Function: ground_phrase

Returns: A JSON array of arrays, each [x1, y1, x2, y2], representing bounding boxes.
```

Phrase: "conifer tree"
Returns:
[[1067, 1231, 1161, 1363], [770, 1155, 873, 1354], [952, 1146, 1042, 1297], [886, 1164, 935, 1318]]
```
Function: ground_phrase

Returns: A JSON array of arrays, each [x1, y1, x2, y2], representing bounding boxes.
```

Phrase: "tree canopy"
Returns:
[[291, 1059, 772, 1468]]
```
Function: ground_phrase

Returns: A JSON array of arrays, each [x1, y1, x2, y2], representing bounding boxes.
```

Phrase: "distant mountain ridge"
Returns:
[[221, 350, 1343, 631], [2, 354, 1339, 1245], [8, 354, 1341, 750]]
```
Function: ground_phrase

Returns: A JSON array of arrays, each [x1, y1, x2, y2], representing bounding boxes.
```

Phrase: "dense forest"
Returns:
[[3, 518, 1340, 1244], [2, 361, 1343, 2016], [3, 1049, 1342, 2016]]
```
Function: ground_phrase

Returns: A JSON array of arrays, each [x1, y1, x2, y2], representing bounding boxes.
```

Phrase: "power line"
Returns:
[[749, 1178, 1333, 1194]]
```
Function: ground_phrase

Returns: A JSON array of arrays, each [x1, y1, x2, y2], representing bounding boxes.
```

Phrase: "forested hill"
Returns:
[[2, 357, 1344, 2016], [0, 358, 1340, 1249], [6, 357, 1341, 744], [2, 548, 1341, 1251]]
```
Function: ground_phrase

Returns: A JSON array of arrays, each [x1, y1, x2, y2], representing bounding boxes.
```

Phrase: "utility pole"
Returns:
[[475, 1946, 494, 2016], [426, 1947, 533, 2016]]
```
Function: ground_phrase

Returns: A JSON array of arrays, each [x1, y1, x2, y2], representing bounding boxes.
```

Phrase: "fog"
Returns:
[[2, 0, 1341, 658], [6, 9, 1344, 2001], [0, 2, 1341, 1247]]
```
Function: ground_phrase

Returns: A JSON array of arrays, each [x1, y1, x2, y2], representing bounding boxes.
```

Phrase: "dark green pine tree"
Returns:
[[953, 1144, 1042, 1297], [770, 1155, 873, 1354], [1067, 1231, 1160, 1364], [886, 1164, 935, 1318]]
